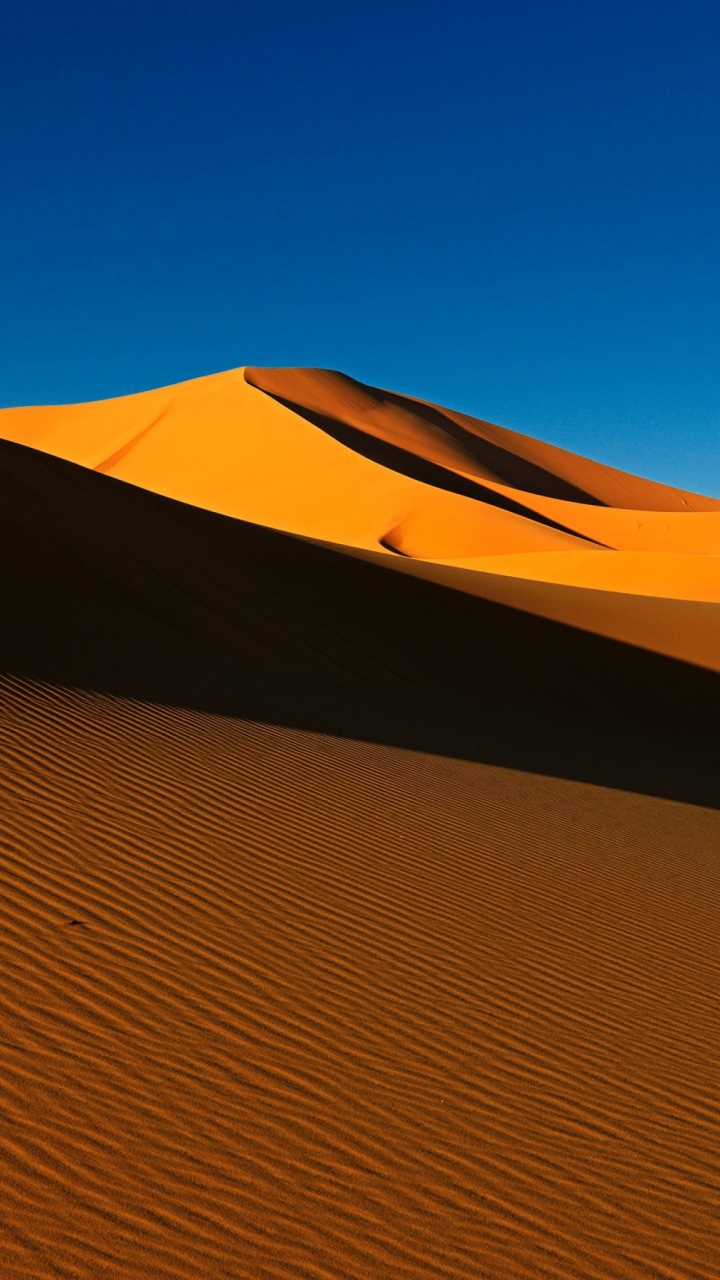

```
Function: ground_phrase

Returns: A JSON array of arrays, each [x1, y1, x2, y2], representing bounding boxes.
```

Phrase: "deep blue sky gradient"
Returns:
[[2, 1, 719, 491]]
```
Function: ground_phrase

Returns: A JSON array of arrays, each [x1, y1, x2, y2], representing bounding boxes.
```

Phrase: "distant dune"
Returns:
[[0, 370, 718, 1278]]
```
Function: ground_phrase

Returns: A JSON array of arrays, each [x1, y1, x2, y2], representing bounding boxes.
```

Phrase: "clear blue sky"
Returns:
[[2, 1, 719, 492]]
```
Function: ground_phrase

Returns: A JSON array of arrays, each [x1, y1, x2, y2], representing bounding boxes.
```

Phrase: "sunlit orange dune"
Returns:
[[0, 367, 719, 1280], [433, 548, 720, 600], [465, 486, 720, 553], [244, 364, 720, 511], [0, 368, 596, 555]]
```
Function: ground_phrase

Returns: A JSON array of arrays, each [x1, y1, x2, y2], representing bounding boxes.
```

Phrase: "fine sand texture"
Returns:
[[0, 371, 719, 1278]]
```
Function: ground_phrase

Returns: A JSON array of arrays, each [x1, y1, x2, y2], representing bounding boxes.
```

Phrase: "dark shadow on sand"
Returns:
[[0, 436, 717, 809]]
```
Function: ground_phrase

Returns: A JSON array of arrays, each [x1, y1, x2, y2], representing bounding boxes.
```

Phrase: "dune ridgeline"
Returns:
[[0, 367, 718, 1279]]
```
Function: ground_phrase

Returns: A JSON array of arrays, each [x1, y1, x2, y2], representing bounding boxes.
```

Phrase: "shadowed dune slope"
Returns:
[[1, 679, 719, 1279], [1, 436, 720, 755]]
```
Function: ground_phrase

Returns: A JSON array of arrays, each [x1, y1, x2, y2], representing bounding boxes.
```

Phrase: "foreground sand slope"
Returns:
[[0, 376, 719, 1278], [2, 680, 719, 1280]]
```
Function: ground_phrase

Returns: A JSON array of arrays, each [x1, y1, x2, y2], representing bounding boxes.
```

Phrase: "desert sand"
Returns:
[[0, 368, 718, 1278]]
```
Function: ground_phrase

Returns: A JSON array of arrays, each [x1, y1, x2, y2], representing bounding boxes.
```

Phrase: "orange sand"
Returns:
[[5, 365, 720, 668], [0, 369, 719, 1278]]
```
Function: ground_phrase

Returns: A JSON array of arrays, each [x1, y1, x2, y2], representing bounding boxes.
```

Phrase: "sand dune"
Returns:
[[0, 368, 599, 555], [0, 369, 718, 1278], [437, 548, 720, 601], [244, 365, 720, 512], [5, 366, 720, 671]]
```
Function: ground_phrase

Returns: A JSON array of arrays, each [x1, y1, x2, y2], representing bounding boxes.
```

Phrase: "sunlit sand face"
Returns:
[[4, 363, 720, 670]]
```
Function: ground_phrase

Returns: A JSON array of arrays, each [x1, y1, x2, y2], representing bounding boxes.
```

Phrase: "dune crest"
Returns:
[[244, 365, 720, 512]]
